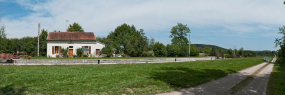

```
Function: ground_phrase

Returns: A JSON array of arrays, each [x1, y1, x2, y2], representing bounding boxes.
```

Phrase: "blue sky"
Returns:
[[1, 0, 284, 51]]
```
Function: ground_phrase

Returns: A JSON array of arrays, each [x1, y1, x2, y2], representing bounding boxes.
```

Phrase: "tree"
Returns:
[[68, 22, 84, 32], [39, 29, 48, 56], [153, 42, 166, 57], [107, 23, 148, 57], [166, 44, 180, 57], [203, 47, 212, 56], [0, 25, 6, 39], [275, 26, 285, 66], [210, 47, 216, 56], [169, 23, 191, 45], [101, 46, 113, 57], [238, 47, 244, 56], [148, 37, 155, 50], [190, 45, 199, 56], [0, 25, 6, 53]]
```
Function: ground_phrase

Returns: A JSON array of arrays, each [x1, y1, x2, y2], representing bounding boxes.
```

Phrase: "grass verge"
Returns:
[[267, 63, 285, 95], [0, 58, 263, 94], [30, 56, 204, 60]]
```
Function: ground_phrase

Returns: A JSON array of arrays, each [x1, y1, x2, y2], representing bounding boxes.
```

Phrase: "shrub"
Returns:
[[147, 50, 154, 57], [61, 47, 69, 58], [101, 46, 113, 57], [76, 48, 83, 57], [153, 42, 166, 57]]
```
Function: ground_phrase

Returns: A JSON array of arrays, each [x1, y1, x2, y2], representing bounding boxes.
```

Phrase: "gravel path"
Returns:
[[157, 58, 275, 95]]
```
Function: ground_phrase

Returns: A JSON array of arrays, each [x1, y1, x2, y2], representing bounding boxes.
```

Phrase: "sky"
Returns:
[[1, 0, 285, 51]]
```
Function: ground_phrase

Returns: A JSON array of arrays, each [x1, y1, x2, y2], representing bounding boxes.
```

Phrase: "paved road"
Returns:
[[157, 58, 276, 95], [233, 58, 275, 95]]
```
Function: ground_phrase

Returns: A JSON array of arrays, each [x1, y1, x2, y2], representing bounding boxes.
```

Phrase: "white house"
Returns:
[[47, 32, 105, 58]]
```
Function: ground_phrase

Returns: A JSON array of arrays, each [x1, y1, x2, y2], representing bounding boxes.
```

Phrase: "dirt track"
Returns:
[[157, 58, 275, 95]]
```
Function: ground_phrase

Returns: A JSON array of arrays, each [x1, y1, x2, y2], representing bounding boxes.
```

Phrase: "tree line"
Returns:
[[0, 22, 275, 58]]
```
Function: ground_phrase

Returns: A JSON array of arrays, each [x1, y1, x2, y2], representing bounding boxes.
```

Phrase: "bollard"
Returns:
[[175, 58, 176, 62], [98, 60, 100, 64]]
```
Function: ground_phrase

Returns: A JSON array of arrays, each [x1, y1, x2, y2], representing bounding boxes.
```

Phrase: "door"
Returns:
[[96, 49, 100, 56], [69, 49, 73, 57]]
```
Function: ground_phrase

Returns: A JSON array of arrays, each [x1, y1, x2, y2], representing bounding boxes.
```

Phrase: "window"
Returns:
[[52, 46, 61, 54], [82, 46, 91, 54]]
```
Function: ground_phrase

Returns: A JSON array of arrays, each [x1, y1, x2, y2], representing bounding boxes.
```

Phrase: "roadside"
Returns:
[[157, 58, 275, 95], [267, 59, 285, 94]]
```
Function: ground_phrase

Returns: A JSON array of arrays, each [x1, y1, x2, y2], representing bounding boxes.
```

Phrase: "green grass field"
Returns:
[[267, 63, 285, 95], [0, 58, 263, 94], [30, 56, 204, 59]]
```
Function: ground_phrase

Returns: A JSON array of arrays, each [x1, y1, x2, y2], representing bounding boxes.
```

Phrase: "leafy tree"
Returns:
[[148, 37, 155, 50], [238, 47, 244, 56], [68, 22, 84, 32], [275, 26, 285, 66], [210, 47, 216, 56], [203, 47, 212, 56], [166, 44, 180, 57], [153, 42, 166, 57], [0, 25, 6, 39], [107, 23, 148, 57], [190, 45, 199, 56], [169, 23, 191, 45], [0, 26, 6, 53], [218, 49, 224, 58], [39, 29, 48, 56]]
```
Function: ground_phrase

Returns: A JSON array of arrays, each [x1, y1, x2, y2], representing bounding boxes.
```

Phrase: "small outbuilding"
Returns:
[[46, 32, 105, 58]]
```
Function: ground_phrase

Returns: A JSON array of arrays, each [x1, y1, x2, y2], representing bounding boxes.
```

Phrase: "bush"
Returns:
[[101, 46, 113, 57], [147, 50, 154, 57], [76, 48, 83, 57], [83, 54, 88, 57], [61, 47, 69, 58], [153, 42, 166, 57], [166, 44, 180, 57]]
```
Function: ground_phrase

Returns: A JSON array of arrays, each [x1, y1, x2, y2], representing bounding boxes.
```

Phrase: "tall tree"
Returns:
[[275, 26, 285, 66], [0, 26, 7, 53], [68, 22, 84, 32], [107, 23, 148, 57], [39, 29, 48, 56], [169, 23, 191, 45]]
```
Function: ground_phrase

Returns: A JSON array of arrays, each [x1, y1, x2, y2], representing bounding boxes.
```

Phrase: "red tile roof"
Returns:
[[47, 32, 96, 40]]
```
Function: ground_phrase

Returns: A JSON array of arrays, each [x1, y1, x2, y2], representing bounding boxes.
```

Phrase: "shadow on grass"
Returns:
[[150, 67, 231, 89], [0, 84, 28, 95]]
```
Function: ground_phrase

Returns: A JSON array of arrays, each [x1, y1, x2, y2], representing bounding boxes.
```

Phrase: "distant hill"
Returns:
[[193, 44, 227, 50], [192, 44, 227, 53]]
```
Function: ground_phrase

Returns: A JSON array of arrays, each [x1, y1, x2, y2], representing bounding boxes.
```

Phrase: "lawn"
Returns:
[[30, 56, 204, 60], [267, 63, 285, 95], [0, 58, 263, 94]]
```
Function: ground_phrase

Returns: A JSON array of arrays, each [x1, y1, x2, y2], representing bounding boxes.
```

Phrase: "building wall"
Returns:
[[47, 40, 105, 58]]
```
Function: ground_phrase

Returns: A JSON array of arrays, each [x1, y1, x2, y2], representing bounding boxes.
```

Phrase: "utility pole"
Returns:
[[233, 46, 236, 58], [189, 33, 191, 57], [37, 23, 40, 56]]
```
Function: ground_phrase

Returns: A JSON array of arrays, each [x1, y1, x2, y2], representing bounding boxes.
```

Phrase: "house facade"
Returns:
[[47, 32, 105, 58]]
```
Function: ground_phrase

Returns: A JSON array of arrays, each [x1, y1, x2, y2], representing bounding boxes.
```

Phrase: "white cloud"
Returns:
[[1, 0, 285, 50]]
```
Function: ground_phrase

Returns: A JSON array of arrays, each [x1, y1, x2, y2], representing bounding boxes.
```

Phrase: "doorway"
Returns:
[[96, 49, 100, 56]]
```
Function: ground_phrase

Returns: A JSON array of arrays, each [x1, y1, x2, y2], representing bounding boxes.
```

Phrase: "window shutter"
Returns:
[[59, 46, 62, 53], [89, 46, 91, 54], [52, 46, 54, 54], [82, 46, 84, 48]]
